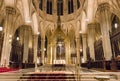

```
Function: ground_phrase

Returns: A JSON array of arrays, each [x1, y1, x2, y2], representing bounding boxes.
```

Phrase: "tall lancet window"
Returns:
[[68, 0, 74, 14], [39, 0, 43, 10], [77, 0, 80, 9], [46, 0, 52, 14], [57, 0, 63, 15]]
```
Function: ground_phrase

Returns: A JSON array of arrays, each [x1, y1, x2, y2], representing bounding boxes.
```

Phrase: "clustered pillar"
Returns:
[[87, 23, 95, 60], [1, 7, 16, 67], [23, 28, 29, 63], [98, 3, 112, 60]]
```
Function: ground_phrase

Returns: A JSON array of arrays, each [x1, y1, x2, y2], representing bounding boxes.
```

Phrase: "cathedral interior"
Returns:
[[0, 0, 120, 81]]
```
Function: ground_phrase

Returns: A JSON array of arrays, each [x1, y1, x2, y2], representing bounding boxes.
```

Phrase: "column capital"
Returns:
[[75, 37, 80, 41], [97, 3, 110, 12], [82, 34, 87, 38], [33, 34, 38, 38], [88, 23, 97, 29], [6, 7, 16, 15], [41, 38, 45, 42]]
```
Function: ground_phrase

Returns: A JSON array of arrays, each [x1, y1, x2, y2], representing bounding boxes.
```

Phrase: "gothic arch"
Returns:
[[13, 14, 24, 36]]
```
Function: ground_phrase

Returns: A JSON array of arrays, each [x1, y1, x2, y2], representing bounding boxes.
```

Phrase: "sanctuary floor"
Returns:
[[0, 65, 119, 81]]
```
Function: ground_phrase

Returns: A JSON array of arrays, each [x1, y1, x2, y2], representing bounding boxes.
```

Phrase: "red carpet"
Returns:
[[0, 67, 18, 73]]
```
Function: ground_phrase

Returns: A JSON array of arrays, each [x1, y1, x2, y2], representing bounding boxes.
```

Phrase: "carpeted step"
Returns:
[[20, 72, 76, 81], [0, 67, 18, 73]]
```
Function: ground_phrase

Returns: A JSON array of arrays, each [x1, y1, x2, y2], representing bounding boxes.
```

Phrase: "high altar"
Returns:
[[46, 16, 71, 65]]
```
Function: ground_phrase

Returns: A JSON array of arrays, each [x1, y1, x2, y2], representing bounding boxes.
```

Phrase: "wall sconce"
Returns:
[[9, 39, 12, 43], [44, 48, 46, 51], [0, 26, 3, 31], [58, 42, 63, 47], [100, 35, 102, 38], [79, 30, 82, 34], [114, 23, 118, 29], [81, 57, 85, 63], [9, 35, 12, 38], [9, 35, 12, 43], [16, 37, 19, 41], [37, 32, 40, 35], [80, 48, 83, 52]]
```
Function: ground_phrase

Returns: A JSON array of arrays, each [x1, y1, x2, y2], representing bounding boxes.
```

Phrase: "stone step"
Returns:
[[80, 79, 97, 81], [0, 71, 119, 81], [0, 79, 76, 81], [0, 79, 19, 81]]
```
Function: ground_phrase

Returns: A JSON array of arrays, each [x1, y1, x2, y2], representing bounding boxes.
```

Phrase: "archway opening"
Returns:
[[10, 26, 34, 68]]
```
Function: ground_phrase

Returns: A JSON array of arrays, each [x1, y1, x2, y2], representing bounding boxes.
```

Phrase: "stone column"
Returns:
[[23, 28, 29, 63], [75, 37, 80, 66], [41, 38, 45, 64], [1, 7, 16, 67], [98, 3, 112, 60], [87, 23, 95, 60], [82, 34, 87, 63], [33, 35, 38, 69]]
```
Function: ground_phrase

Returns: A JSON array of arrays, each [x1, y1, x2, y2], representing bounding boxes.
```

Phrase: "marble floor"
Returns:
[[0, 65, 119, 81]]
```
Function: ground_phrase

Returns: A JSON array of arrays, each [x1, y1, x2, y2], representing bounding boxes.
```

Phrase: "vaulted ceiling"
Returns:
[[0, 0, 120, 39]]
